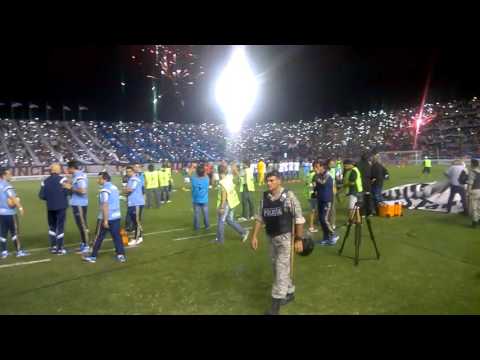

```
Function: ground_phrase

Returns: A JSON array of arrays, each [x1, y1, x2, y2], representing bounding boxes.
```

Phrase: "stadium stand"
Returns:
[[0, 97, 479, 166]]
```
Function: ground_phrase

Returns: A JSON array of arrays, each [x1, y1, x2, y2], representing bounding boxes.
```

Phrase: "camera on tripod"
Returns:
[[338, 196, 380, 266]]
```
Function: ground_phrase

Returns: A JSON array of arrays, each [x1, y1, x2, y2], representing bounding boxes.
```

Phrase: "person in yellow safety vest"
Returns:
[[144, 164, 161, 208], [422, 156, 432, 175], [326, 159, 337, 230], [257, 158, 266, 186], [343, 159, 363, 216], [215, 164, 249, 244], [158, 164, 171, 204], [238, 160, 256, 222]]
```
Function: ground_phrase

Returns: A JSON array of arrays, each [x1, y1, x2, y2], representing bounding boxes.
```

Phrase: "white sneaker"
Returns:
[[238, 217, 248, 222], [309, 227, 319, 233], [331, 234, 340, 244], [128, 240, 137, 246], [242, 230, 250, 243], [167, 200, 172, 203], [136, 237, 144, 245]]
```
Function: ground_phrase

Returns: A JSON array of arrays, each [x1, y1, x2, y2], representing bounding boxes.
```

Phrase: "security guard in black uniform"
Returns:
[[251, 170, 309, 315], [39, 163, 70, 254]]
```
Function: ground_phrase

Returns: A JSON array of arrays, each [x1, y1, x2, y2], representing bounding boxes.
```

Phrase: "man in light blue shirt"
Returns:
[[190, 163, 210, 230], [65, 160, 90, 253], [134, 163, 145, 195], [83, 172, 126, 263], [124, 166, 145, 246]]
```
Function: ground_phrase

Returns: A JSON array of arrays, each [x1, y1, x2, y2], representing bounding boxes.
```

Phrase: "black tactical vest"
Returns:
[[472, 171, 480, 190], [262, 189, 293, 237]]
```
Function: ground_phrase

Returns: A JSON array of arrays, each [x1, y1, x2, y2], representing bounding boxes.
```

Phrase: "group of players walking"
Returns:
[[0, 161, 159, 263]]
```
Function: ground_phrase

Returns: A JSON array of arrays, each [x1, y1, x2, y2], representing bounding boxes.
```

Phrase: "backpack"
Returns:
[[458, 170, 468, 185]]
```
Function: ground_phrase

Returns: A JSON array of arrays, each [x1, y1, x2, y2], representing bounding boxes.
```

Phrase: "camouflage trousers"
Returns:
[[470, 190, 480, 222], [269, 232, 295, 299]]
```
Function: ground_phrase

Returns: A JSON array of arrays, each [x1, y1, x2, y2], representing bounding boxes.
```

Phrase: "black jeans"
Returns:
[[446, 185, 467, 213], [371, 184, 384, 212], [318, 201, 334, 241], [361, 192, 375, 216]]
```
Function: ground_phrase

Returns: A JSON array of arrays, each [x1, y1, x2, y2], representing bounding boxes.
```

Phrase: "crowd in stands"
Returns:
[[417, 98, 480, 158], [0, 97, 479, 167]]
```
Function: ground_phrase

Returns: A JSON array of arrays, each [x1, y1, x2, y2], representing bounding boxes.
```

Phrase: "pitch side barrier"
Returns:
[[10, 165, 125, 180], [9, 162, 183, 181], [411, 158, 469, 166]]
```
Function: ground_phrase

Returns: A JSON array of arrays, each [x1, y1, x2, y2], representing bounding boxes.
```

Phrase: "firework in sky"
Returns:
[[129, 45, 205, 104]]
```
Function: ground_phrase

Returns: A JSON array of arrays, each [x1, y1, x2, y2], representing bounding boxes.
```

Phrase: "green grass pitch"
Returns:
[[0, 165, 479, 314]]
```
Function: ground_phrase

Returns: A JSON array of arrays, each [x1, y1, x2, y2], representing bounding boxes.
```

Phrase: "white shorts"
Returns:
[[213, 173, 219, 181], [348, 195, 358, 210], [184, 177, 190, 184]]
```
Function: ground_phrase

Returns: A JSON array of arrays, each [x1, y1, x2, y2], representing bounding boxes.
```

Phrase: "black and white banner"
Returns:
[[381, 181, 465, 213]]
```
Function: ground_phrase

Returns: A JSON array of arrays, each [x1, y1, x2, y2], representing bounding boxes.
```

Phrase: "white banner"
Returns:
[[381, 180, 465, 213]]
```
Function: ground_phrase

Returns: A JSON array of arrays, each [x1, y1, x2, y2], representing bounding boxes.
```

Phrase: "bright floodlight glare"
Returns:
[[215, 45, 258, 133]]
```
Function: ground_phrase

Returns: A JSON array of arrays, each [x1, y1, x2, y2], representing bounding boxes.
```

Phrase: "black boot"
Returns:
[[264, 298, 281, 315], [280, 292, 295, 306]]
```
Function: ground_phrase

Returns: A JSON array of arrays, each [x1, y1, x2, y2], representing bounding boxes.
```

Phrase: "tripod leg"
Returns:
[[354, 223, 361, 266], [366, 217, 380, 259], [338, 223, 352, 255]]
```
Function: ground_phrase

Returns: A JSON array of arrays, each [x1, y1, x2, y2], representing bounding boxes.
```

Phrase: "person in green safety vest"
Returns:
[[238, 160, 256, 222], [215, 164, 249, 244], [303, 164, 318, 233], [422, 156, 432, 175], [158, 163, 171, 204], [343, 159, 363, 216], [144, 164, 161, 208]]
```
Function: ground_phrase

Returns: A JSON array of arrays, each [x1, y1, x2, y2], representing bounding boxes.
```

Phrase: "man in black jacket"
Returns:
[[39, 163, 70, 254], [356, 152, 374, 216], [371, 153, 389, 212]]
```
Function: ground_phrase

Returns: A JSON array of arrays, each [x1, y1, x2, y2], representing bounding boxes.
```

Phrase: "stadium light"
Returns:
[[215, 45, 258, 133]]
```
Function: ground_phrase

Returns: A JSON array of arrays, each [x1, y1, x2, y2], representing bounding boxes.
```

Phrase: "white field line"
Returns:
[[0, 224, 254, 268], [0, 258, 51, 269], [18, 219, 252, 253], [26, 227, 190, 254], [173, 233, 217, 241], [173, 226, 252, 241]]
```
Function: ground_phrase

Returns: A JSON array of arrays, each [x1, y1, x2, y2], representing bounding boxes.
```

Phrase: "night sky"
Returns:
[[0, 45, 479, 123]]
